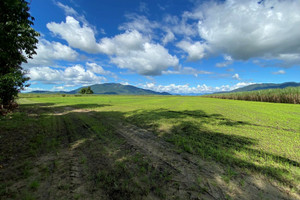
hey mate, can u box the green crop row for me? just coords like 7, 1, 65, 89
205, 87, 300, 104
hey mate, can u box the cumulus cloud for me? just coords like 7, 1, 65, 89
272, 70, 286, 74
47, 17, 178, 76
26, 39, 78, 66
98, 30, 147, 55
86, 62, 114, 76
176, 40, 207, 61
119, 14, 158, 34
163, 14, 198, 37
232, 73, 241, 80
47, 16, 100, 53
29, 67, 62, 84
216, 55, 234, 67
28, 65, 106, 86
98, 30, 179, 75
141, 82, 254, 94
177, 0, 300, 67
162, 66, 212, 77
162, 31, 175, 45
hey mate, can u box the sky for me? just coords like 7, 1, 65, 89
23, 0, 300, 94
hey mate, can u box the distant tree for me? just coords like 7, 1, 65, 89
79, 88, 87, 94
79, 87, 94, 94
86, 86, 94, 94
0, 0, 39, 107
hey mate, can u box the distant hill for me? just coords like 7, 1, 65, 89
29, 90, 68, 94
230, 82, 300, 93
30, 83, 171, 95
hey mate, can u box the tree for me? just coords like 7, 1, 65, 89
79, 87, 94, 94
86, 86, 94, 94
0, 0, 39, 107
79, 88, 87, 94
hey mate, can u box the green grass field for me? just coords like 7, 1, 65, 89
1, 94, 299, 199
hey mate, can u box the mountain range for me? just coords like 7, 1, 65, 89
30, 83, 170, 95
230, 82, 300, 92
29, 82, 300, 95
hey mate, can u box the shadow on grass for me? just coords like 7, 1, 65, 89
125, 109, 252, 131
70, 103, 112, 109
168, 121, 298, 183
0, 106, 171, 199
21, 103, 56, 107
121, 109, 299, 186
3, 103, 299, 190
20, 103, 112, 115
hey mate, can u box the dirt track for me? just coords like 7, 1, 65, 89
102, 115, 298, 200
0, 107, 299, 200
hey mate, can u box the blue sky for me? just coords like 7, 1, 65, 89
23, 0, 300, 94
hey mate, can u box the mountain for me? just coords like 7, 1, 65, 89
231, 82, 300, 92
29, 90, 68, 94
30, 83, 171, 95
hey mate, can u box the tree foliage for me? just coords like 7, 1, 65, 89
0, 0, 39, 106
79, 87, 94, 94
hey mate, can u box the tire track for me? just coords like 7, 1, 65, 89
104, 118, 224, 200
98, 115, 297, 200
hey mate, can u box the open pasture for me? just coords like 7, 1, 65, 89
1, 94, 299, 199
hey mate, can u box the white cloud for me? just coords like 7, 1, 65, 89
28, 65, 106, 86
26, 39, 78, 66
47, 17, 178, 76
162, 66, 212, 77
51, 86, 66, 91
29, 67, 62, 84
110, 43, 178, 76
119, 14, 159, 35
47, 16, 100, 53
232, 73, 241, 80
162, 31, 175, 45
216, 55, 234, 67
55, 2, 90, 26
176, 40, 207, 61
23, 87, 46, 93
141, 82, 254, 94
189, 0, 300, 67
86, 62, 114, 75
272, 70, 286, 74
98, 30, 147, 55
230, 82, 255, 90
163, 14, 198, 37
56, 2, 78, 16
98, 30, 179, 75
121, 82, 130, 85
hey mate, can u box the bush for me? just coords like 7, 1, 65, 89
79, 86, 94, 94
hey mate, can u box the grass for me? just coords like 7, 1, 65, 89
29, 180, 40, 190
205, 86, 300, 104
1, 94, 175, 199
1, 93, 299, 198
